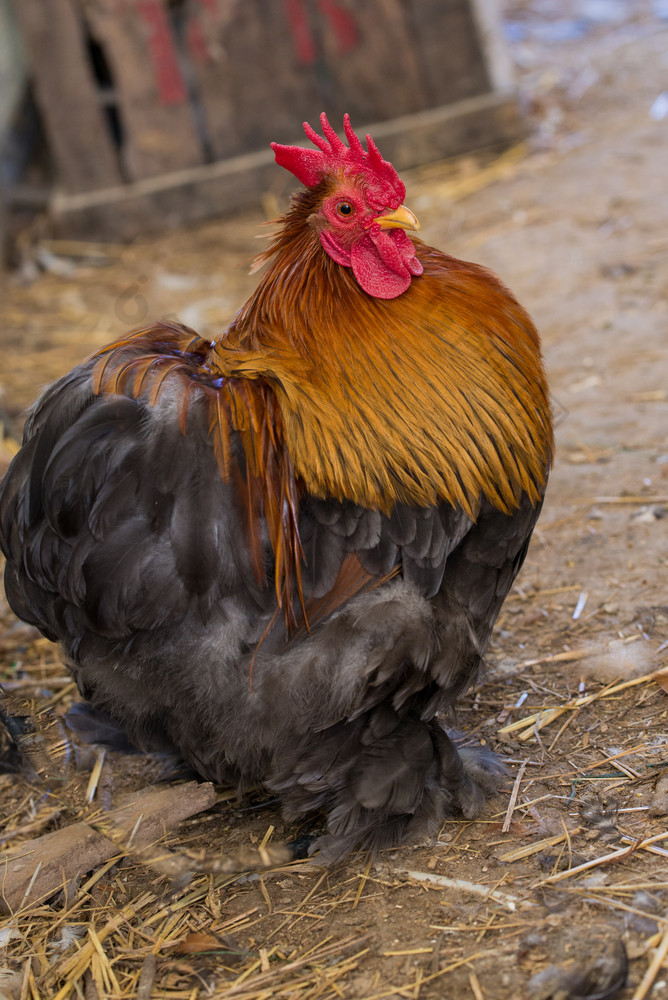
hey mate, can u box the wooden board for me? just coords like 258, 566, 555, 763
468, 0, 514, 93
309, 0, 427, 123
182, 0, 486, 160
10, 0, 122, 193
183, 0, 323, 160
86, 0, 204, 181
405, 0, 490, 104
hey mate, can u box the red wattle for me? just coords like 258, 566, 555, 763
350, 227, 422, 299
350, 234, 411, 298
320, 227, 422, 299
394, 230, 424, 277
319, 231, 352, 267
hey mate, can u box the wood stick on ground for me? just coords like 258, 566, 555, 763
593, 495, 668, 504
499, 668, 668, 740
0, 780, 217, 914
402, 871, 526, 911
538, 831, 668, 887
498, 829, 582, 864
135, 954, 158, 1000
469, 970, 485, 1000
502, 760, 528, 833
631, 925, 668, 1000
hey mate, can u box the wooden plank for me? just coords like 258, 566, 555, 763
311, 0, 427, 123
10, 0, 121, 193
183, 0, 493, 160
185, 0, 427, 159
184, 0, 323, 161
86, 0, 204, 181
366, 91, 522, 168
405, 0, 490, 106
48, 91, 524, 241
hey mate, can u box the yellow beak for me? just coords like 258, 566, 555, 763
373, 205, 421, 233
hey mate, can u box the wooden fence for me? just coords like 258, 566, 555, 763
10, 0, 522, 239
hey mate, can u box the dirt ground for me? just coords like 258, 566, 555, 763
1, 2, 668, 998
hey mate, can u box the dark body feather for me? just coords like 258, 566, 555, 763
0, 184, 552, 858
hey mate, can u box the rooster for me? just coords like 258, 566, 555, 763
0, 115, 552, 857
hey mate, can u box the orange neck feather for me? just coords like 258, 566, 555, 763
216, 192, 553, 519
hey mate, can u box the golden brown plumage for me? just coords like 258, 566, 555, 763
0, 115, 552, 857
229, 189, 551, 517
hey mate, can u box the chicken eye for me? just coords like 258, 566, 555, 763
336, 202, 354, 218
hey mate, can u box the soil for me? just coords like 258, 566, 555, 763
1, 2, 667, 998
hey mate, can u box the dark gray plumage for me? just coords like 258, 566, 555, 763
0, 355, 542, 857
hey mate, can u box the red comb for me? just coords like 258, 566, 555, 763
271, 113, 405, 207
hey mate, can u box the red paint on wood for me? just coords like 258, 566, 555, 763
282, 0, 317, 66
187, 15, 210, 64
186, 0, 221, 65
318, 0, 358, 55
137, 0, 188, 105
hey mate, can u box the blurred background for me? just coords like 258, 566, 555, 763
1, 6, 668, 996
0, 0, 521, 244
0, 1, 666, 255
